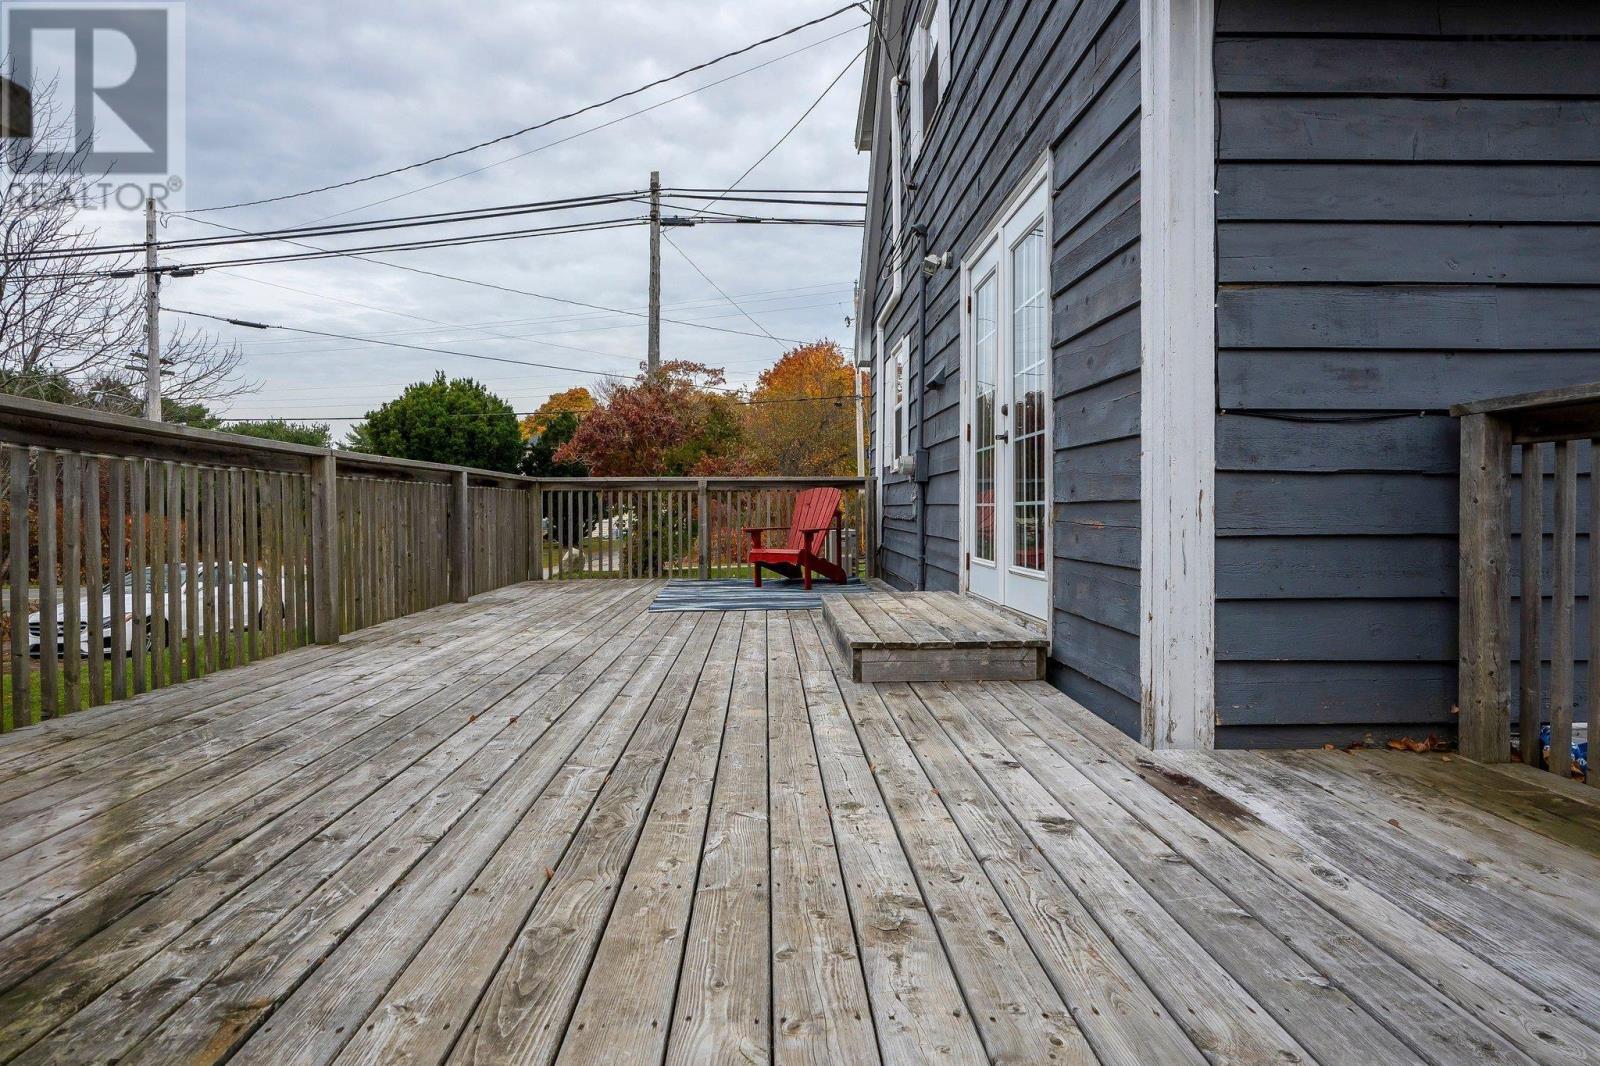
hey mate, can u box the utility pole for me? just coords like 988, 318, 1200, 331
647, 170, 661, 374
143, 197, 162, 421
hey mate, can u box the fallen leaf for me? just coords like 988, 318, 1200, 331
1387, 818, 1402, 829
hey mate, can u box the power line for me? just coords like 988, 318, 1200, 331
229, 298, 853, 359
167, 305, 848, 393
291, 23, 869, 226
25, 217, 648, 281
163, 212, 835, 347
16, 190, 649, 263
228, 280, 854, 348
165, 306, 644, 378
688, 46, 867, 221
221, 391, 864, 422
184, 3, 865, 214
664, 234, 783, 347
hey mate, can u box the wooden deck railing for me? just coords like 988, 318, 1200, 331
537, 477, 869, 581
0, 394, 871, 731
1455, 384, 1599, 780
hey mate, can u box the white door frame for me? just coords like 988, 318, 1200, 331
958, 156, 1053, 623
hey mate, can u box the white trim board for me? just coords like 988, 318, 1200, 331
1138, 0, 1216, 750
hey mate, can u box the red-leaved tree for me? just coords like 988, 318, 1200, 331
555, 361, 750, 476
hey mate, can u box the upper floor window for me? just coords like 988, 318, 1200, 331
908, 0, 950, 158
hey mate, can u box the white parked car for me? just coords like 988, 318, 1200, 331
27, 563, 278, 659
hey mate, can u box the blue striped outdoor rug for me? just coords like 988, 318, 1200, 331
649, 577, 870, 612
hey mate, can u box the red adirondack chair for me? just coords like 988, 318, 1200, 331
744, 486, 848, 590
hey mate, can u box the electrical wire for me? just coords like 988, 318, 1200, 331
165, 306, 645, 378
183, 3, 866, 214
221, 391, 864, 423
687, 45, 868, 221
167, 306, 855, 394
160, 213, 835, 346
14, 190, 649, 262
290, 24, 870, 226
663, 234, 784, 346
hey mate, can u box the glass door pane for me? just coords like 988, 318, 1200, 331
972, 271, 998, 563
1010, 223, 1047, 573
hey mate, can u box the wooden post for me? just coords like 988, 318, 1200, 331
698, 478, 711, 581
309, 453, 340, 644
1550, 441, 1578, 776
530, 482, 543, 581
1519, 443, 1543, 765
1458, 413, 1513, 763
449, 470, 470, 603
864, 477, 878, 579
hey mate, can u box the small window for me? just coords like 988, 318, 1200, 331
893, 337, 910, 462
908, 0, 951, 158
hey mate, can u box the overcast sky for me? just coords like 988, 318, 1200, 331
85, 0, 870, 435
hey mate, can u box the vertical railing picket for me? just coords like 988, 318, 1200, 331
8, 449, 29, 729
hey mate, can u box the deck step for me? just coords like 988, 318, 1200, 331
820, 586, 1047, 683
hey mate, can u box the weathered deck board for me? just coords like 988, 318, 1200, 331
0, 580, 1590, 1064
821, 587, 1047, 683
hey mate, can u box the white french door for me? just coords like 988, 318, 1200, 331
964, 176, 1050, 620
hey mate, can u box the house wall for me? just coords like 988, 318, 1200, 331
865, 0, 1144, 735
1212, 0, 1600, 747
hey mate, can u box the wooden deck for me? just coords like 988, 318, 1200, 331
0, 580, 1594, 1065
822, 586, 1047, 682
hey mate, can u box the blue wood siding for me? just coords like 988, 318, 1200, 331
1213, 0, 1600, 747
862, 0, 1143, 734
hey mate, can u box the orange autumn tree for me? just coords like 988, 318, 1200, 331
555, 361, 749, 476
518, 386, 595, 440
743, 340, 859, 476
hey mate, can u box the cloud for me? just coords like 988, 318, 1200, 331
122, 0, 869, 430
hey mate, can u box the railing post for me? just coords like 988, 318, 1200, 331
864, 476, 878, 579
309, 452, 341, 644
449, 470, 471, 603
530, 481, 544, 581
1458, 412, 1513, 762
698, 478, 711, 580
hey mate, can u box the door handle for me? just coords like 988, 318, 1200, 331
994, 431, 1009, 442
